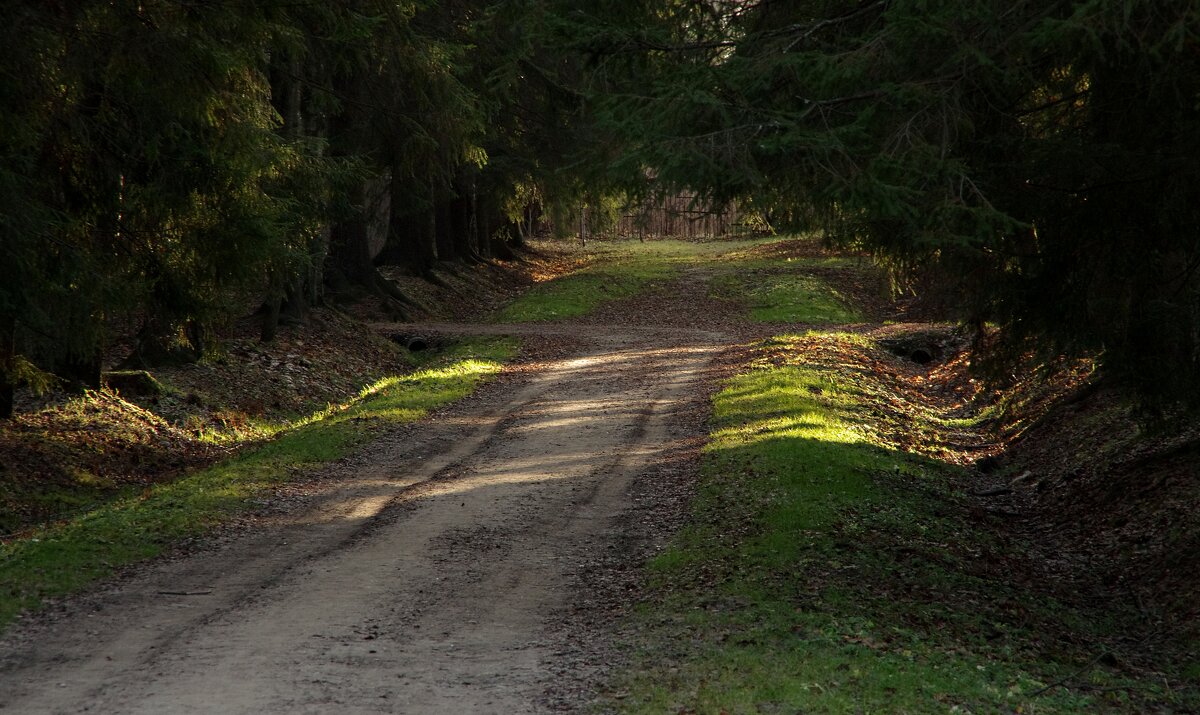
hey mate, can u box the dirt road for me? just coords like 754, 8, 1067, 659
0, 319, 725, 713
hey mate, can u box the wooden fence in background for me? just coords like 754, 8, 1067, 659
614, 193, 747, 239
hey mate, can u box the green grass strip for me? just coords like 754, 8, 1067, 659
612, 333, 1191, 714
496, 236, 852, 323
493, 237, 786, 323
711, 270, 861, 323
0, 337, 517, 630
495, 256, 677, 322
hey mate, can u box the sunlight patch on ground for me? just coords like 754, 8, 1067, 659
609, 331, 1185, 713
0, 338, 518, 629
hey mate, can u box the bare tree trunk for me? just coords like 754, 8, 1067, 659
514, 213, 527, 247
525, 204, 537, 241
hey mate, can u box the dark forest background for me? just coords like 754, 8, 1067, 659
3, 0, 1198, 417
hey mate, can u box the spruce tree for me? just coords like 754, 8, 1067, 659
572, 0, 1200, 410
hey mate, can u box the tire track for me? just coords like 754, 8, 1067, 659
0, 326, 722, 714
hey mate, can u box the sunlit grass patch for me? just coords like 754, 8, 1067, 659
611, 332, 1191, 714
496, 235, 868, 323
713, 271, 862, 323
584, 236, 779, 258
495, 237, 789, 322
0, 337, 517, 630
721, 255, 861, 271
494, 266, 672, 322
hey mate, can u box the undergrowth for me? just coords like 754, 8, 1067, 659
610, 332, 1195, 714
0, 337, 517, 630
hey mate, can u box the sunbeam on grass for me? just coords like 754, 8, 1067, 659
0, 337, 517, 630
712, 272, 862, 324
609, 332, 1190, 714
494, 238, 781, 322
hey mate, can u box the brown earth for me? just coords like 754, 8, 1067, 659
0, 262, 759, 714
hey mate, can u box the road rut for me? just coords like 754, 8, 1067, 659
0, 325, 723, 714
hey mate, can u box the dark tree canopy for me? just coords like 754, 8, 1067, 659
568, 0, 1200, 410
2, 0, 1199, 414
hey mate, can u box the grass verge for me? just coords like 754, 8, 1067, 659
495, 251, 677, 322
0, 337, 517, 630
609, 332, 1195, 714
494, 238, 782, 322
711, 271, 862, 323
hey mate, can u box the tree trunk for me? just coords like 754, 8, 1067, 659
513, 208, 528, 248
184, 320, 207, 357
0, 314, 14, 419
261, 265, 286, 343
262, 50, 316, 342
514, 204, 539, 248
262, 268, 313, 342
476, 188, 493, 260
491, 224, 517, 260
378, 169, 438, 273
446, 186, 482, 264
307, 227, 329, 306
327, 180, 375, 286
325, 181, 415, 318
438, 197, 460, 262
261, 290, 282, 342
281, 279, 309, 324
446, 176, 481, 263
417, 178, 439, 268
60, 349, 102, 392
433, 178, 457, 262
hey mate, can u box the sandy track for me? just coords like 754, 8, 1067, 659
0, 323, 722, 714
